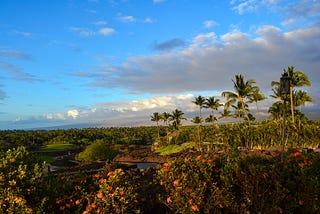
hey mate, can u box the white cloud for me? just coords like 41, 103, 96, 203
106, 94, 194, 113
144, 17, 154, 23
117, 13, 136, 23
189, 32, 217, 48
221, 30, 250, 44
153, 0, 167, 3
69, 27, 96, 36
80, 25, 319, 112
94, 21, 107, 26
67, 109, 79, 119
230, 0, 280, 14
46, 113, 65, 120
281, 0, 320, 26
99, 27, 115, 36
203, 20, 218, 28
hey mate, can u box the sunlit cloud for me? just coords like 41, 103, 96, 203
67, 109, 79, 119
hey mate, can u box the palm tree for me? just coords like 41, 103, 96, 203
161, 111, 170, 128
192, 96, 206, 127
192, 116, 201, 146
221, 74, 257, 124
161, 111, 171, 143
219, 108, 232, 124
170, 109, 186, 130
268, 101, 283, 120
270, 81, 282, 101
294, 90, 313, 114
150, 112, 161, 138
205, 115, 217, 123
286, 66, 311, 123
232, 101, 249, 122
205, 96, 222, 126
247, 88, 266, 121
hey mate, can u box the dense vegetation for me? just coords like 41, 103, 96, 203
0, 146, 319, 213
0, 67, 319, 213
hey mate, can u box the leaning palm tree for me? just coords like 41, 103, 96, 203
170, 109, 186, 130
286, 66, 311, 123
205, 96, 222, 126
150, 112, 161, 138
247, 88, 266, 122
221, 74, 257, 124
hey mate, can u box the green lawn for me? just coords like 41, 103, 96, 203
156, 142, 195, 155
39, 143, 76, 152
38, 155, 54, 163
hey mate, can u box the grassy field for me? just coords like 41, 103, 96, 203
39, 143, 76, 152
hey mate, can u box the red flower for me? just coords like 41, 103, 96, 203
173, 179, 179, 186
191, 205, 199, 211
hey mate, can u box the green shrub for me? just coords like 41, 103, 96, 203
76, 140, 119, 161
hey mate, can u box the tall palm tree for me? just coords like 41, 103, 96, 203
221, 74, 257, 124
248, 88, 266, 122
150, 112, 161, 138
286, 66, 311, 123
192, 116, 201, 146
192, 96, 206, 127
205, 96, 222, 126
170, 109, 186, 130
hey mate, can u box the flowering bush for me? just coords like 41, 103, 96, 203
156, 150, 320, 213
156, 155, 226, 213
1, 146, 319, 213
83, 168, 142, 214
0, 146, 45, 213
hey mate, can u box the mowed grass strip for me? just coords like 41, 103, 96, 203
156, 142, 195, 155
40, 143, 76, 152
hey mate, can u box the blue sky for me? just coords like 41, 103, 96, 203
0, 0, 319, 129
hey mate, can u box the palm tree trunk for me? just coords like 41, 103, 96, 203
241, 101, 251, 125
155, 121, 160, 139
212, 110, 215, 126
290, 86, 295, 123
255, 101, 260, 122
